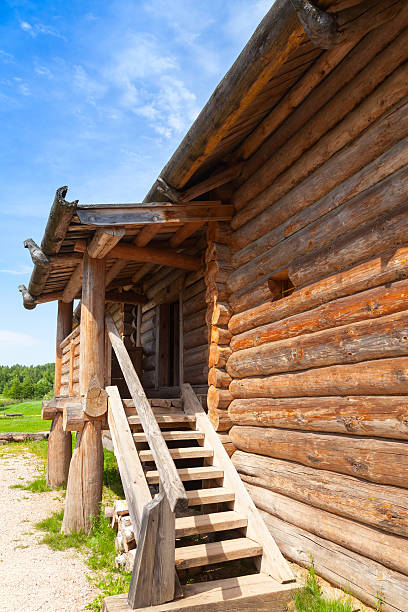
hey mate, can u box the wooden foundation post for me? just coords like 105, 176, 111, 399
47, 300, 73, 488
62, 255, 105, 533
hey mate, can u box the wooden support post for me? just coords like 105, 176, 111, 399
47, 300, 73, 489
62, 255, 105, 534
179, 292, 184, 386
128, 489, 175, 608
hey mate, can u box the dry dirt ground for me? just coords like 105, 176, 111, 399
0, 446, 99, 612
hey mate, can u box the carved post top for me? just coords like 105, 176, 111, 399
290, 0, 339, 48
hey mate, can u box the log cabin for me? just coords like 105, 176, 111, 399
19, 1, 408, 610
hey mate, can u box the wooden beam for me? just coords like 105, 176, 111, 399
24, 238, 51, 297
135, 223, 163, 247
76, 201, 231, 226
62, 260, 84, 303
169, 221, 205, 248
87, 228, 125, 258
131, 262, 156, 284
156, 177, 181, 202
290, 0, 338, 48
109, 244, 201, 271
179, 163, 244, 202
41, 186, 78, 254
105, 289, 147, 305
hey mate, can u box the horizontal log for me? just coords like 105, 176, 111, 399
87, 228, 125, 258
205, 242, 230, 264
234, 136, 408, 270
205, 261, 233, 285
208, 407, 232, 432
76, 201, 232, 225
62, 403, 106, 431
206, 220, 231, 244
227, 309, 408, 377
207, 385, 233, 411
140, 317, 155, 335
109, 244, 201, 271
228, 396, 408, 439
290, 200, 408, 287
231, 277, 408, 352
183, 363, 208, 386
183, 291, 206, 317
184, 344, 209, 367
41, 186, 78, 255
183, 278, 205, 302
184, 325, 208, 351
207, 302, 232, 326
232, 450, 408, 537
229, 164, 408, 294
232, 47, 408, 237
260, 509, 408, 612
208, 343, 232, 368
208, 367, 232, 389
230, 278, 280, 313
205, 282, 230, 304
230, 426, 408, 487
231, 91, 408, 252
239, 0, 405, 161
184, 308, 206, 333
228, 244, 408, 336
209, 325, 231, 346
246, 482, 408, 576
230, 356, 408, 399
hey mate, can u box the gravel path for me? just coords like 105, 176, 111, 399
0, 447, 99, 612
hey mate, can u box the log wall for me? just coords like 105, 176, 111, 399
221, 9, 408, 610
60, 326, 80, 397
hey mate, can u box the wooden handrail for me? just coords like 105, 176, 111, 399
105, 312, 188, 513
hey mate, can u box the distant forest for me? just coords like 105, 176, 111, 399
0, 364, 54, 400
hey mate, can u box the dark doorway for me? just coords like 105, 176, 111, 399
156, 301, 180, 388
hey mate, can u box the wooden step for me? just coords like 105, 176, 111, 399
139, 447, 213, 462
175, 537, 263, 570
175, 511, 247, 537
133, 430, 205, 443
146, 466, 223, 484
186, 487, 235, 506
128, 414, 196, 428
103, 572, 296, 611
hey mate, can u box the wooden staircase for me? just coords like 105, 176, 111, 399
103, 313, 297, 611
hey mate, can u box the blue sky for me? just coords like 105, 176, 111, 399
0, 0, 271, 366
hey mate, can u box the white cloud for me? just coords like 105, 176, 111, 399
0, 50, 15, 64
20, 21, 32, 33
19, 19, 66, 41
0, 265, 32, 275
0, 330, 38, 347
225, 0, 272, 46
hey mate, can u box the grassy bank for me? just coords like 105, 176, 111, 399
0, 400, 49, 432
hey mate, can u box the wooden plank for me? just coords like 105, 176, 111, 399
128, 490, 175, 608
127, 414, 196, 427
87, 228, 125, 258
103, 573, 295, 612
133, 430, 204, 442
146, 466, 224, 485
77, 201, 231, 225
62, 260, 83, 303
169, 221, 205, 248
106, 313, 188, 513
175, 511, 247, 538
109, 244, 201, 271
175, 537, 262, 569
182, 383, 294, 584
106, 386, 151, 533
139, 447, 213, 462
186, 487, 235, 506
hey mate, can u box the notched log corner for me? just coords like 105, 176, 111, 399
18, 284, 36, 310
290, 0, 339, 48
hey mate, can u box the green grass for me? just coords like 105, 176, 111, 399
294, 565, 366, 612
0, 400, 49, 433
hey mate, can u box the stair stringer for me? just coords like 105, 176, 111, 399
181, 383, 295, 584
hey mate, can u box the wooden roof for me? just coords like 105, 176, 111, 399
20, 0, 393, 308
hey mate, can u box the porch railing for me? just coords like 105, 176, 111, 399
105, 312, 187, 608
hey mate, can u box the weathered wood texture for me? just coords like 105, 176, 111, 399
228, 245, 408, 336
232, 451, 408, 537
246, 482, 408, 576
230, 278, 408, 351
229, 357, 408, 398
227, 310, 408, 377
230, 426, 408, 487
228, 396, 408, 439
260, 509, 408, 612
